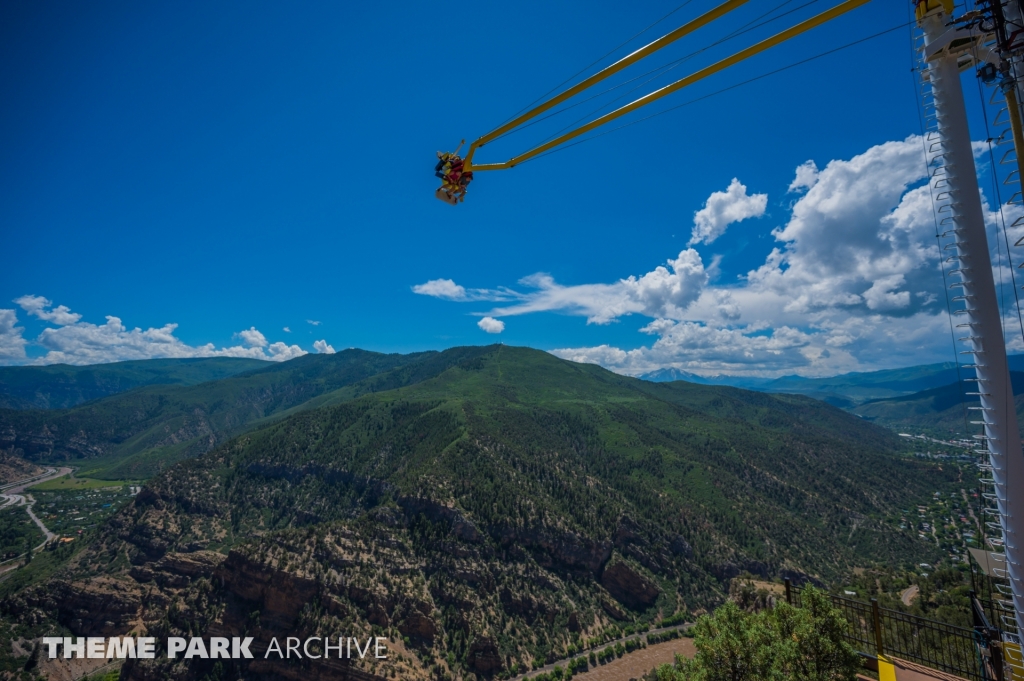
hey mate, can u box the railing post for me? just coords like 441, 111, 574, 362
785, 579, 792, 605
871, 598, 884, 657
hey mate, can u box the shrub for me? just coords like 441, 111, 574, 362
655, 586, 859, 681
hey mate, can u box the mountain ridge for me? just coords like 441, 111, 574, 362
0, 357, 271, 409
0, 345, 953, 681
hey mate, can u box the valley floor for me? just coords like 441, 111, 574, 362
515, 632, 695, 681
569, 638, 695, 681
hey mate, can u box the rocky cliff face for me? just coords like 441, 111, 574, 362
2, 486, 687, 680
0, 449, 43, 484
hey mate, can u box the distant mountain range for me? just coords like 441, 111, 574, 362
0, 357, 270, 409
5, 352, 1021, 413
3, 354, 1020, 465
0, 349, 447, 479
642, 355, 1024, 408
851, 372, 1024, 436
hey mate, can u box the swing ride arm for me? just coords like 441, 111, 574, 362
462, 0, 871, 173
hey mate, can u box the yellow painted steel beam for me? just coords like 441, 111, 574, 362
463, 0, 751, 169
877, 656, 897, 681
1003, 86, 1024, 194
466, 0, 870, 172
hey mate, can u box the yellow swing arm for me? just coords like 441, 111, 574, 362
462, 0, 871, 173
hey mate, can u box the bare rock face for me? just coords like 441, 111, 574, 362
600, 561, 660, 610
397, 496, 482, 543
467, 636, 502, 675
50, 578, 142, 636
601, 599, 627, 621
668, 534, 693, 559
778, 568, 824, 588
215, 551, 319, 632
159, 550, 224, 576
397, 609, 437, 642
501, 526, 612, 575
711, 559, 770, 582
130, 550, 225, 588
613, 515, 644, 547
0, 449, 44, 485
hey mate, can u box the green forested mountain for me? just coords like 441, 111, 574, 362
852, 371, 1024, 435
0, 357, 270, 409
1, 346, 953, 681
0, 349, 441, 478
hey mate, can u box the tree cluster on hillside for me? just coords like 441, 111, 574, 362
656, 587, 860, 681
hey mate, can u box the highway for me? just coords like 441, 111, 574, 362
0, 467, 72, 571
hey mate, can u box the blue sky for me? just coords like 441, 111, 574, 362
2, 0, 1018, 375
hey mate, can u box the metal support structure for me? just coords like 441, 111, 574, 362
872, 598, 885, 657
919, 1, 1024, 639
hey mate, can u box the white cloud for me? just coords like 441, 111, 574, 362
788, 160, 819, 193
413, 134, 1017, 377
283, 326, 291, 333
263, 342, 307, 361
15, 295, 83, 325
4, 297, 308, 366
412, 279, 518, 303
492, 250, 709, 324
306, 319, 322, 326
477, 317, 505, 334
738, 136, 942, 321
238, 327, 267, 348
313, 339, 336, 354
413, 279, 467, 301
688, 178, 767, 246
0, 310, 27, 362
553, 312, 953, 378
414, 251, 708, 325
407, 131, 1024, 380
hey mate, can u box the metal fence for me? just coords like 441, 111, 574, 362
786, 581, 987, 681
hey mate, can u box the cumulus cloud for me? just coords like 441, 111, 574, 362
739, 136, 939, 320
0, 310, 27, 362
510, 251, 709, 324
414, 252, 708, 325
238, 327, 267, 348
15, 295, 83, 325
306, 319, 322, 326
313, 339, 336, 354
410, 135, 1022, 377
688, 178, 767, 246
787, 160, 819, 193
553, 312, 952, 377
283, 326, 291, 333
4, 298, 308, 366
477, 317, 505, 334
413, 279, 467, 301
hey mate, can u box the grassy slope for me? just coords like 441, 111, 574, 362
0, 357, 271, 409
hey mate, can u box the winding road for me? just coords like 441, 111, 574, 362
0, 467, 72, 571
